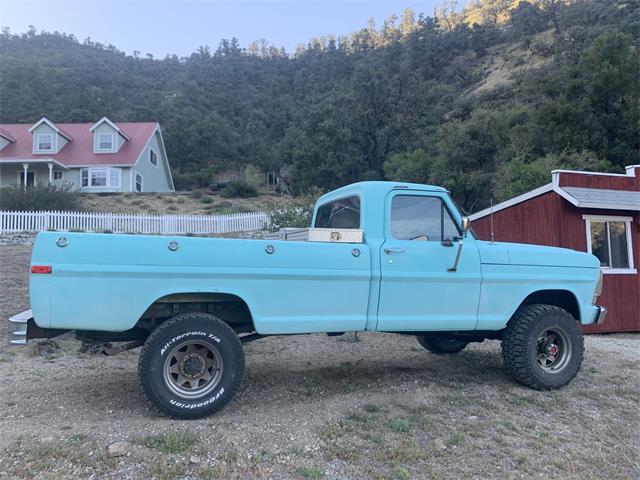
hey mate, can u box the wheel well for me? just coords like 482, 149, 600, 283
520, 290, 580, 321
136, 292, 255, 334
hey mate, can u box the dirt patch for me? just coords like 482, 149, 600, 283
0, 246, 638, 479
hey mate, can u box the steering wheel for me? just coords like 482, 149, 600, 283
409, 234, 429, 241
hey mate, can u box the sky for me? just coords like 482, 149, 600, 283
0, 0, 440, 57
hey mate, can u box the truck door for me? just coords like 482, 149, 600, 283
377, 191, 482, 332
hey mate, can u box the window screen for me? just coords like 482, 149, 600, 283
314, 196, 360, 229
391, 195, 460, 241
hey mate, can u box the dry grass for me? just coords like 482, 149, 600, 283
0, 245, 638, 479
79, 191, 292, 215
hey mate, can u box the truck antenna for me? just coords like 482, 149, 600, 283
490, 197, 495, 244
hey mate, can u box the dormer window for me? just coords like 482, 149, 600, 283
36, 133, 53, 152
29, 118, 72, 154
91, 117, 128, 153
97, 133, 115, 151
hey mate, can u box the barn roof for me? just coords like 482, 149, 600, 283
470, 165, 640, 220
561, 187, 640, 211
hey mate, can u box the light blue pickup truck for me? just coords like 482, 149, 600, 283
8, 181, 606, 418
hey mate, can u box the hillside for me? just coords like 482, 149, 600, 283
78, 191, 291, 216
0, 0, 638, 212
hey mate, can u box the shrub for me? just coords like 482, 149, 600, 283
265, 187, 322, 232
220, 180, 258, 198
0, 183, 80, 211
243, 164, 264, 190
200, 195, 214, 204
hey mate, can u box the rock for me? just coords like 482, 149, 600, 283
189, 455, 201, 465
107, 441, 129, 458
433, 439, 447, 451
34, 340, 61, 358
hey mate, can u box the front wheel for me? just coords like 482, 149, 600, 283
138, 313, 245, 419
416, 336, 469, 354
501, 304, 583, 390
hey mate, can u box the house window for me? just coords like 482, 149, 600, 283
96, 133, 115, 151
150, 149, 158, 167
80, 167, 121, 188
135, 173, 143, 192
584, 215, 635, 273
53, 171, 63, 180
36, 133, 53, 152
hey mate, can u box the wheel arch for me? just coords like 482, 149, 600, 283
516, 289, 581, 323
136, 290, 258, 333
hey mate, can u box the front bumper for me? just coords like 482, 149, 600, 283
594, 306, 608, 325
7, 309, 33, 346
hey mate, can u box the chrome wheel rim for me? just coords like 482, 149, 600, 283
163, 340, 223, 399
536, 328, 571, 373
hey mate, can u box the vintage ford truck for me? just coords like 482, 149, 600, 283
8, 181, 606, 418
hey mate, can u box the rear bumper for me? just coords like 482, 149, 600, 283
7, 309, 68, 346
7, 309, 32, 346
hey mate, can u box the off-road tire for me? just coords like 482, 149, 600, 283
416, 336, 469, 354
501, 304, 583, 390
138, 313, 245, 419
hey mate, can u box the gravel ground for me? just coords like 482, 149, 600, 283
0, 245, 638, 479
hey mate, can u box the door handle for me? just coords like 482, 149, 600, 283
384, 248, 405, 254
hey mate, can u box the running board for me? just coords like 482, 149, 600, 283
7, 309, 33, 346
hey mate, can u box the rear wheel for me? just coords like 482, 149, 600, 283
501, 304, 583, 390
138, 313, 245, 419
416, 336, 468, 354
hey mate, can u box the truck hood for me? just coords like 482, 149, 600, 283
476, 241, 600, 269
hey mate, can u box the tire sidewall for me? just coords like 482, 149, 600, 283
526, 314, 582, 388
141, 316, 244, 418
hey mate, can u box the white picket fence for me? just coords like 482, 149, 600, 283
0, 210, 269, 235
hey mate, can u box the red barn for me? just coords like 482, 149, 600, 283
470, 165, 640, 333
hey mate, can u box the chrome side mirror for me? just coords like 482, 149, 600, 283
449, 217, 470, 273
461, 217, 471, 235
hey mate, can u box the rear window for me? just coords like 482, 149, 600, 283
314, 196, 360, 229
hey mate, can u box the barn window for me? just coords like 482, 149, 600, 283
583, 215, 635, 274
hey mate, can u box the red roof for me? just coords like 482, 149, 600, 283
0, 122, 159, 167
0, 127, 16, 142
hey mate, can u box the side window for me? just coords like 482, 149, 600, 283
391, 195, 460, 241
585, 216, 633, 270
315, 196, 360, 229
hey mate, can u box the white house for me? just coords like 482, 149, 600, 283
0, 117, 174, 192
